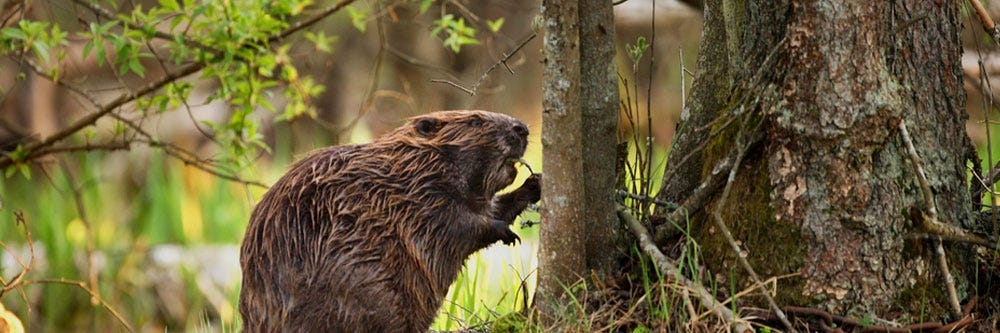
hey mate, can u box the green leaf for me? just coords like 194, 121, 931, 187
419, 0, 434, 14
304, 31, 335, 53
129, 58, 145, 77
346, 6, 369, 33
32, 40, 50, 61
487, 18, 504, 32
160, 0, 180, 11
1, 27, 27, 41
627, 36, 648, 62
82, 39, 95, 59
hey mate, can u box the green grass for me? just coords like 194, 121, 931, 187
0, 149, 257, 331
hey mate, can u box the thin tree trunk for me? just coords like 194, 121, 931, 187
580, 0, 625, 277
536, 0, 586, 316
536, 0, 624, 319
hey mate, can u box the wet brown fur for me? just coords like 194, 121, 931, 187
239, 110, 540, 332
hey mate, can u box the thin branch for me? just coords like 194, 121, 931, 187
32, 142, 130, 156
59, 161, 102, 315
619, 205, 752, 333
23, 278, 134, 332
617, 190, 678, 210
112, 115, 268, 188
897, 122, 964, 318
340, 0, 389, 139
653, 139, 754, 243
431, 33, 536, 96
0, 61, 202, 168
0, 210, 35, 297
968, 0, 1000, 45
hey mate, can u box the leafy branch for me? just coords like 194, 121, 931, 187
0, 0, 360, 177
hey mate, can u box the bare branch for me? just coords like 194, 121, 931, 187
968, 0, 1000, 45
0, 211, 35, 297
24, 278, 134, 332
432, 33, 536, 96
111, 115, 268, 188
898, 121, 964, 318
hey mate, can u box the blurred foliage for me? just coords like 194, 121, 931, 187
0, 0, 503, 331
0, 0, 525, 331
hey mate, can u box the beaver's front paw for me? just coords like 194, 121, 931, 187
490, 219, 521, 245
519, 173, 541, 203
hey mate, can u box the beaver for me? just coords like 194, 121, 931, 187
238, 110, 540, 332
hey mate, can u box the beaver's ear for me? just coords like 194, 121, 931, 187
414, 117, 441, 137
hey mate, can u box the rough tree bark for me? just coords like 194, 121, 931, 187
537, 0, 586, 315
657, 1, 976, 321
579, 0, 626, 279
536, 0, 623, 318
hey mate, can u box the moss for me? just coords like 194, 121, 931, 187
693, 155, 811, 307
893, 275, 948, 323
691, 99, 811, 307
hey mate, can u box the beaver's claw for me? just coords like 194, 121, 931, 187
491, 219, 521, 245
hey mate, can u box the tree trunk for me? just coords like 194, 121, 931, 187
537, 0, 586, 315
656, 0, 730, 218
579, 0, 626, 279
658, 0, 975, 320
536, 0, 623, 318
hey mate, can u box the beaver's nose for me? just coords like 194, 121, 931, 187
513, 122, 528, 137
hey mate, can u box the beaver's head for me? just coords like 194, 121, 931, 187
391, 110, 529, 197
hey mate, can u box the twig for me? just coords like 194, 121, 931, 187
0, 210, 35, 297
431, 33, 536, 96
22, 278, 134, 332
112, 115, 268, 188
709, 115, 796, 333
616, 190, 678, 210
618, 205, 752, 333
744, 305, 974, 332
968, 0, 1000, 45
429, 78, 475, 95
653, 139, 752, 243
898, 121, 963, 318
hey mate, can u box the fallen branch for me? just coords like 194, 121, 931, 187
619, 204, 753, 333
898, 121, 963, 318
651, 147, 734, 242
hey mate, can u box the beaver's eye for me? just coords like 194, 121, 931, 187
469, 118, 483, 127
